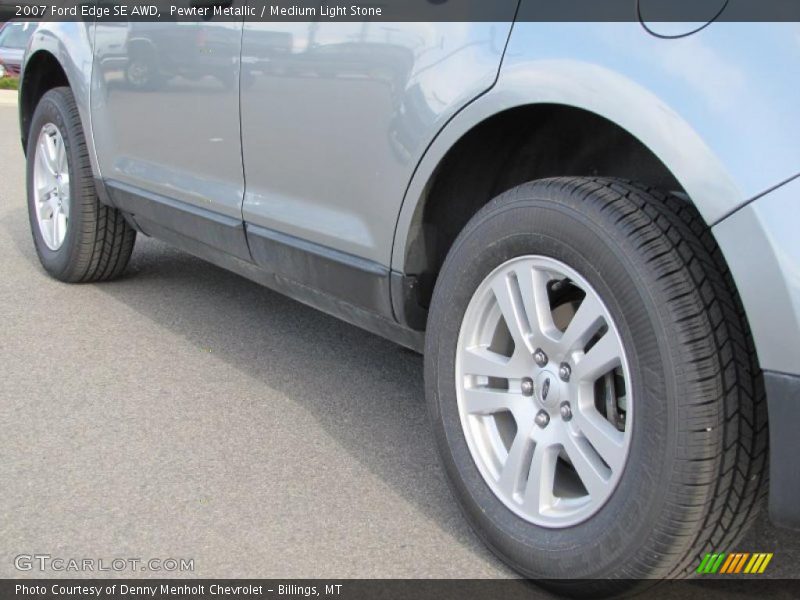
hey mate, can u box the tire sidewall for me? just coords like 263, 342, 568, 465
425, 190, 680, 578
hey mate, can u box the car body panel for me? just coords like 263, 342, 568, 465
90, 18, 245, 223
713, 175, 800, 376
21, 18, 800, 372
716, 174, 800, 529
392, 21, 800, 272
21, 22, 97, 169
239, 19, 517, 264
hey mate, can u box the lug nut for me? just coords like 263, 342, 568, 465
560, 402, 573, 422
533, 348, 548, 367
521, 377, 534, 397
535, 410, 550, 428
559, 363, 571, 382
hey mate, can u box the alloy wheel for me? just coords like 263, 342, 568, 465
455, 255, 632, 527
33, 123, 70, 251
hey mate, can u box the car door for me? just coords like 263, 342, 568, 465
239, 17, 517, 315
91, 6, 248, 259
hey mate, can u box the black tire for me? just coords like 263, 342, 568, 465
425, 178, 767, 595
26, 87, 136, 283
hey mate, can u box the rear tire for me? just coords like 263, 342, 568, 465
26, 87, 136, 283
425, 178, 767, 595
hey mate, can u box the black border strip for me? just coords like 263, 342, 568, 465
107, 180, 252, 262
3, 579, 800, 599
3, 0, 800, 23
246, 222, 393, 317
104, 180, 423, 349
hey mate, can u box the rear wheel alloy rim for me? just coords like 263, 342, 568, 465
33, 123, 70, 251
455, 255, 633, 528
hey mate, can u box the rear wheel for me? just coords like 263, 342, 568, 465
125, 55, 161, 90
455, 253, 633, 529
425, 178, 767, 595
26, 87, 136, 282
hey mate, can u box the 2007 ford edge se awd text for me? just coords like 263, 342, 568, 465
17, 8, 800, 594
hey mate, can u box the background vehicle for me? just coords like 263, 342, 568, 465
92, 23, 241, 91
17, 9, 800, 595
0, 21, 34, 78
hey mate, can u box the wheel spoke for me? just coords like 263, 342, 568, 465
51, 206, 60, 247
558, 293, 605, 356
573, 332, 623, 382
497, 431, 533, 497
43, 134, 58, 176
38, 197, 54, 220
461, 346, 522, 380
491, 274, 531, 351
57, 210, 67, 244
56, 140, 68, 175
515, 266, 557, 342
521, 440, 558, 514
461, 387, 518, 416
561, 433, 609, 499
38, 142, 56, 178
574, 408, 625, 472
60, 194, 70, 218
37, 177, 54, 197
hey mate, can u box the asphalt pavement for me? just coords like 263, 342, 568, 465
0, 91, 796, 586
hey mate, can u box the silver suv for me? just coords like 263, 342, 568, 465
18, 11, 800, 593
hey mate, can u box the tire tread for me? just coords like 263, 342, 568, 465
529, 178, 767, 579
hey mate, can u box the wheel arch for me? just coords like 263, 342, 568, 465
19, 49, 70, 153
391, 64, 746, 330
19, 23, 99, 179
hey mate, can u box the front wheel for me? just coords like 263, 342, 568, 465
425, 178, 767, 594
26, 87, 136, 282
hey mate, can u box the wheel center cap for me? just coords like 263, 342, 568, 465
535, 370, 560, 407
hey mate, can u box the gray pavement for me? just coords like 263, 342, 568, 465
0, 93, 796, 584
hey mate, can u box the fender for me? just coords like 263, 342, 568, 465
391, 21, 800, 272
20, 22, 100, 178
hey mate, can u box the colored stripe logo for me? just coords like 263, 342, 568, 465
697, 552, 773, 574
